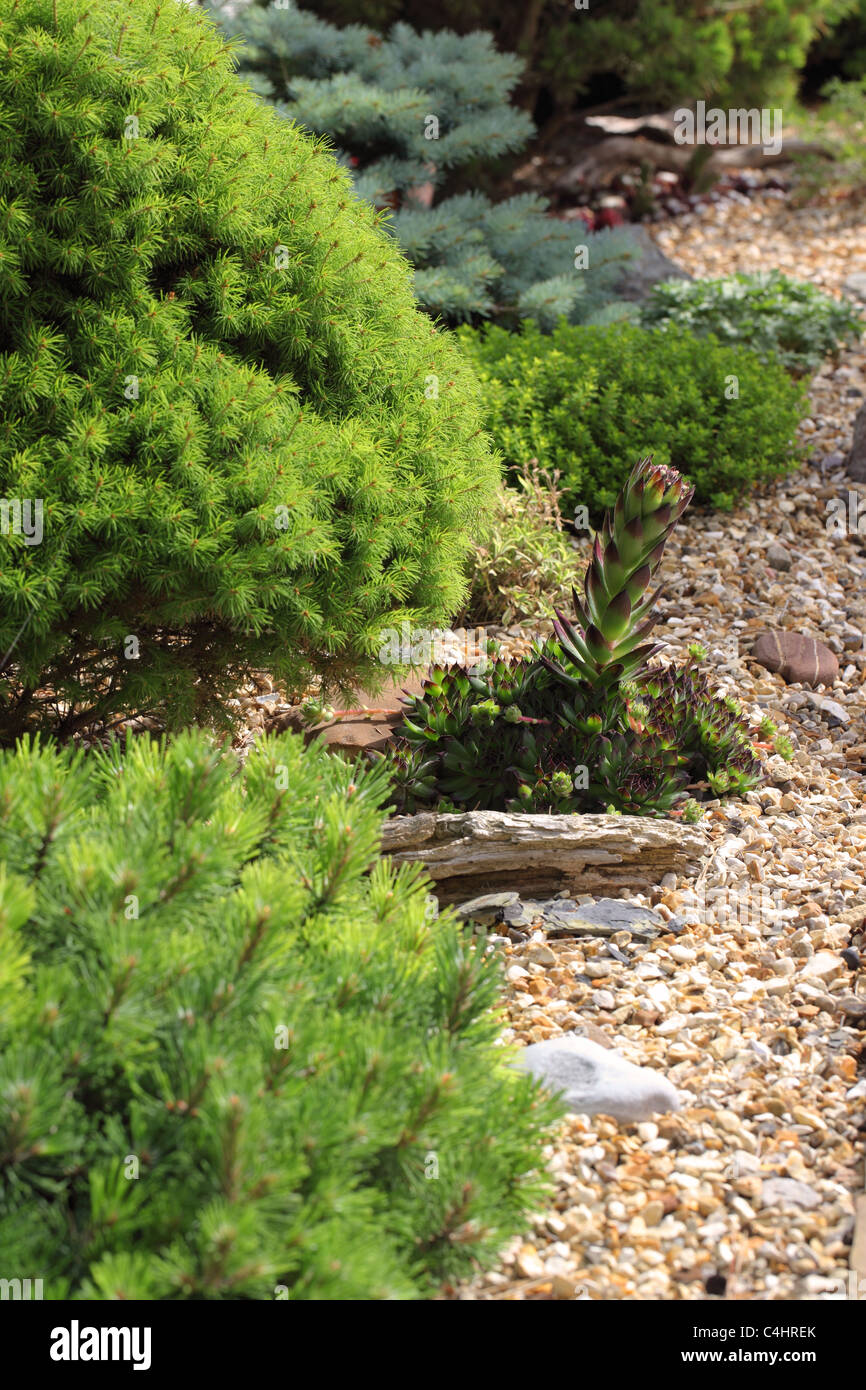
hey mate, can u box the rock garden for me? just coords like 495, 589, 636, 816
0, 0, 864, 1308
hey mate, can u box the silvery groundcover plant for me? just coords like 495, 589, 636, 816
0, 0, 864, 1347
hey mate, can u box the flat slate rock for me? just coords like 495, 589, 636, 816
453, 892, 665, 941
453, 892, 519, 925
381, 809, 708, 902
555, 897, 663, 935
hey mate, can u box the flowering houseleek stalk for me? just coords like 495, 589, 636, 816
544, 457, 694, 697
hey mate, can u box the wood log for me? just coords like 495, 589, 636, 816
556, 136, 832, 191
381, 810, 708, 904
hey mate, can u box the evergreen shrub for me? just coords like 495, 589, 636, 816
457, 319, 808, 514
206, 0, 639, 328
0, 0, 498, 747
0, 727, 558, 1299
296, 0, 853, 114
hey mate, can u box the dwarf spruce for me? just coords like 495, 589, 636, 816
0, 0, 498, 745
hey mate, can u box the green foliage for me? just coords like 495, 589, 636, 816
206, 1, 640, 328
207, 5, 534, 201
0, 728, 558, 1299
457, 319, 808, 515
295, 0, 854, 113
390, 459, 764, 816
804, 0, 866, 82
640, 272, 864, 375
457, 462, 579, 627
790, 77, 866, 203
389, 198, 637, 330
0, 0, 498, 747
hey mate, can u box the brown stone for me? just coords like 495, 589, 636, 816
332, 673, 428, 713
316, 713, 402, 755
631, 1007, 662, 1027
751, 630, 839, 687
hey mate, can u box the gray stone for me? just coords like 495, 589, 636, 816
843, 271, 866, 304
559, 897, 663, 933
592, 989, 617, 1011
514, 1034, 681, 1122
760, 1177, 821, 1211
502, 902, 535, 928
836, 995, 866, 1019
453, 892, 518, 925
609, 225, 692, 303
766, 542, 792, 572
805, 693, 850, 727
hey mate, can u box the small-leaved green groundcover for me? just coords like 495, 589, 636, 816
458, 318, 808, 515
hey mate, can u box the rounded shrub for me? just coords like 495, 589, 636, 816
0, 728, 557, 1299
0, 0, 498, 746
457, 319, 808, 514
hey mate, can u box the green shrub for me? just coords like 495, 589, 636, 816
790, 77, 866, 203
457, 319, 807, 514
0, 728, 557, 1299
296, 0, 853, 115
639, 272, 864, 375
206, 1, 640, 329
0, 0, 498, 748
458, 462, 579, 627
805, 0, 866, 83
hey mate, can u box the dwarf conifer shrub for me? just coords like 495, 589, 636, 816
458, 319, 807, 514
0, 728, 557, 1299
0, 0, 498, 747
206, 0, 639, 329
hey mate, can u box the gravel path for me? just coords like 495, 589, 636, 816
451, 190, 866, 1302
